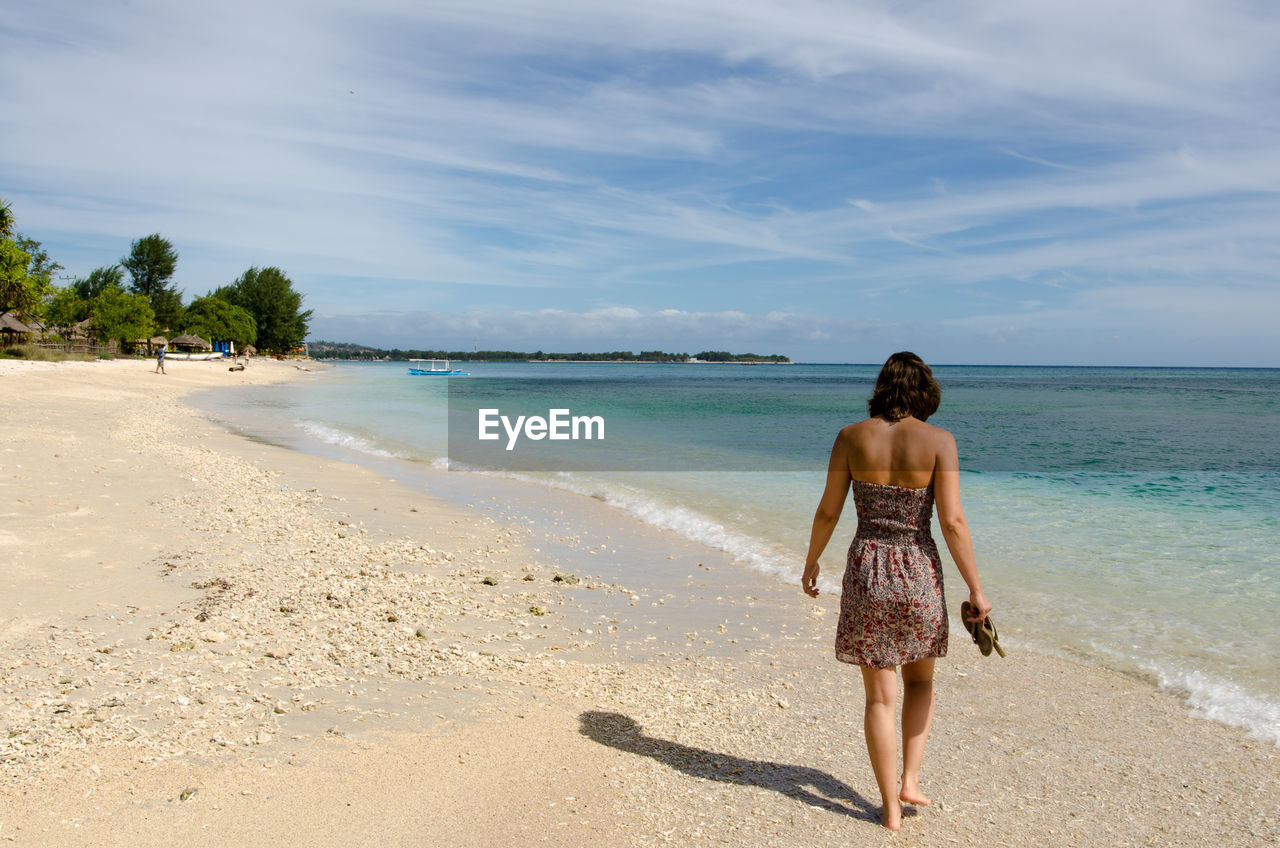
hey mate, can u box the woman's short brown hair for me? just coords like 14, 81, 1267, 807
867, 351, 941, 421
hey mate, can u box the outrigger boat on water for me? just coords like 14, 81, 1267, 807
407, 358, 469, 376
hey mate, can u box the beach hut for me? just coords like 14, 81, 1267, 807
168, 333, 212, 352
125, 335, 168, 356
0, 310, 33, 346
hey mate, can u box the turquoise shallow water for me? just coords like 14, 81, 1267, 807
195, 362, 1280, 743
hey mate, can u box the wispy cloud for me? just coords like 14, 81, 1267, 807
3, 0, 1278, 363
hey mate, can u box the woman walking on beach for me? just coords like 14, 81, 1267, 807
802, 351, 992, 830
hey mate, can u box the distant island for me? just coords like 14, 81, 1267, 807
307, 341, 790, 363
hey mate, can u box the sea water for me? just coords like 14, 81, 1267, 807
194, 362, 1280, 744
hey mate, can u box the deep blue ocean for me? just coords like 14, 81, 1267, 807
196, 362, 1280, 744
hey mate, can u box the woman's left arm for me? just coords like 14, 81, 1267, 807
802, 432, 852, 597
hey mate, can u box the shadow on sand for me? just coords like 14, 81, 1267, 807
578, 710, 881, 823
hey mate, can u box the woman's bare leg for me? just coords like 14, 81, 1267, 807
859, 665, 903, 830
899, 657, 936, 806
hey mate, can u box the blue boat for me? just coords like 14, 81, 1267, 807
407, 358, 469, 376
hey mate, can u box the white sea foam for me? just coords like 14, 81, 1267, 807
478, 470, 844, 594
989, 630, 1280, 747
298, 420, 400, 459
1153, 666, 1280, 747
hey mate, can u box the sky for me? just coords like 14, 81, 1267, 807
3, 0, 1279, 365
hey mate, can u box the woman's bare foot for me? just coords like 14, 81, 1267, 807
881, 798, 903, 830
899, 780, 931, 807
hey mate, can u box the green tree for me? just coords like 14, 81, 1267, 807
215, 266, 311, 352
0, 239, 35, 314
14, 235, 62, 305
73, 265, 125, 301
121, 234, 182, 330
0, 198, 43, 315
89, 286, 154, 346
43, 266, 125, 330
44, 285, 91, 329
182, 295, 256, 348
14, 235, 62, 320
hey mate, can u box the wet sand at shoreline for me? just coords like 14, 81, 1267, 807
0, 358, 1275, 846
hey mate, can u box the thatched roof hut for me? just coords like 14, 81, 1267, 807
0, 311, 33, 345
1, 311, 32, 332
127, 335, 170, 355
169, 333, 211, 351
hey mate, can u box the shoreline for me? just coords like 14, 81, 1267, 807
1, 358, 1276, 846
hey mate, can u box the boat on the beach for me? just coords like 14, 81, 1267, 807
164, 351, 226, 361
407, 358, 468, 376
163, 333, 229, 361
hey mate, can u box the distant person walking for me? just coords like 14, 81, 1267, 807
155, 345, 166, 374
802, 351, 992, 830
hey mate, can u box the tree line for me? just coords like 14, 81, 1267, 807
309, 341, 790, 363
1, 196, 311, 353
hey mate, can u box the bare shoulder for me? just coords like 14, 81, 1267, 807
920, 420, 956, 443
837, 418, 871, 438
919, 421, 959, 472
915, 420, 956, 452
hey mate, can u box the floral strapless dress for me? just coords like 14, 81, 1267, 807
835, 480, 948, 668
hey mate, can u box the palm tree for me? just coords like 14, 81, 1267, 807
0, 197, 14, 239
0, 197, 32, 313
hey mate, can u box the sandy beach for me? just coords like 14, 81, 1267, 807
0, 358, 1275, 847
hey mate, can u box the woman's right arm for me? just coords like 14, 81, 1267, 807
933, 431, 992, 622
801, 431, 852, 598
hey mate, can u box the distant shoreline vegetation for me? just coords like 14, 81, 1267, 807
308, 341, 790, 363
